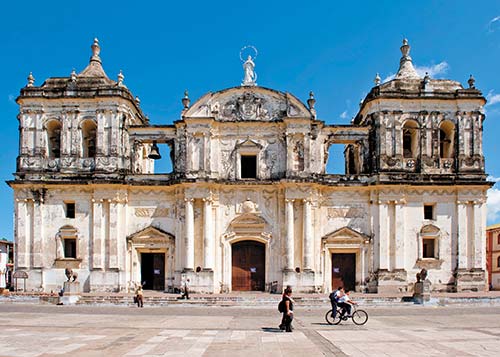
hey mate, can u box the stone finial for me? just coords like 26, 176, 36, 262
307, 91, 316, 110
91, 38, 101, 63
70, 69, 77, 82
135, 96, 140, 105
374, 73, 381, 86
395, 38, 419, 79
468, 74, 475, 89
359, 98, 364, 107
27, 72, 35, 87
182, 90, 190, 109
117, 70, 124, 86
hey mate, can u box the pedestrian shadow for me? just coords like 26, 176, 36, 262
261, 327, 283, 333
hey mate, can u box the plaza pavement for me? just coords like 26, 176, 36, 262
0, 303, 500, 356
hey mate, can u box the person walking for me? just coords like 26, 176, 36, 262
182, 278, 190, 300
135, 283, 144, 308
280, 286, 294, 332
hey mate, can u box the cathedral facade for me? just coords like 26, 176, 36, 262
9, 39, 491, 293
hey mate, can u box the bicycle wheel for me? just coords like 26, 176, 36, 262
325, 309, 342, 325
352, 309, 368, 325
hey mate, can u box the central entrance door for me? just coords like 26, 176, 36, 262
331, 253, 356, 291
232, 241, 265, 291
141, 253, 165, 290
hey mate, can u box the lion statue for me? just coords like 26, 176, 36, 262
65, 267, 78, 282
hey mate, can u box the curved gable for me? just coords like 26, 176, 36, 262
183, 86, 312, 121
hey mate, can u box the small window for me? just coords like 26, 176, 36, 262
64, 238, 77, 259
65, 203, 75, 219
423, 238, 436, 258
424, 205, 434, 220
497, 256, 500, 268
497, 233, 500, 245
241, 155, 257, 179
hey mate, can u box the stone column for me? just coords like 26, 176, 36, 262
285, 199, 295, 270
378, 201, 390, 270
92, 199, 104, 269
473, 199, 485, 269
32, 201, 44, 268
203, 197, 213, 270
457, 200, 468, 269
15, 199, 29, 269
108, 200, 119, 269
303, 199, 313, 271
185, 198, 195, 271
394, 199, 405, 269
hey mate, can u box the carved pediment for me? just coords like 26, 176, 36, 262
228, 213, 267, 235
420, 224, 440, 236
127, 226, 174, 244
183, 87, 312, 122
322, 226, 369, 245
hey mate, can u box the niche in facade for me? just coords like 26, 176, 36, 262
46, 120, 62, 158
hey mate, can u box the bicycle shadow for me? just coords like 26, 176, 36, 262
310, 322, 331, 326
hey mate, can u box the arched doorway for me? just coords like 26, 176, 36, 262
232, 241, 265, 291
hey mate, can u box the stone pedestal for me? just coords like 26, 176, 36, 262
63, 281, 80, 295
413, 281, 431, 304
59, 281, 81, 305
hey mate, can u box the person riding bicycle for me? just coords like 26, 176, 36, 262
329, 286, 344, 318
337, 290, 357, 317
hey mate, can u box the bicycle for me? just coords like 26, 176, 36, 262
325, 305, 368, 325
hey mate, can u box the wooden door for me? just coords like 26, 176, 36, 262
331, 253, 356, 291
141, 253, 165, 290
232, 241, 265, 291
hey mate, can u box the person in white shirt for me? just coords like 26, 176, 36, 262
337, 290, 357, 317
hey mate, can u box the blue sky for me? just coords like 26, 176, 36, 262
1, 1, 500, 240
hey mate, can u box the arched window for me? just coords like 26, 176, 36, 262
81, 120, 97, 157
46, 120, 62, 158
402, 120, 418, 159
419, 225, 440, 260
439, 121, 455, 158
55, 225, 78, 260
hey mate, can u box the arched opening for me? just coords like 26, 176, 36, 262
402, 120, 418, 158
439, 121, 455, 159
326, 143, 346, 174
231, 240, 265, 291
81, 119, 97, 157
46, 120, 62, 158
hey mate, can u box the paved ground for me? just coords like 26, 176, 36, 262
0, 303, 499, 356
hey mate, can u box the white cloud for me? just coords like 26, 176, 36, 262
382, 62, 449, 83
340, 110, 348, 119
486, 90, 500, 107
7, 94, 16, 104
414, 62, 449, 78
488, 16, 500, 32
487, 175, 500, 183
382, 73, 395, 83
487, 185, 500, 224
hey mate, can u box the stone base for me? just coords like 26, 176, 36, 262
282, 270, 318, 293
183, 270, 215, 294
376, 269, 408, 293
413, 281, 431, 304
456, 269, 487, 292
58, 295, 80, 305
63, 281, 80, 295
